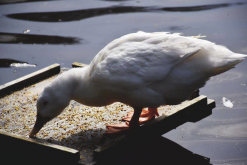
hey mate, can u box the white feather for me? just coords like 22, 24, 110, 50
39, 31, 246, 118
222, 97, 234, 108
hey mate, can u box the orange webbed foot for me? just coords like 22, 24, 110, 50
105, 107, 159, 134
106, 122, 129, 134
122, 109, 150, 121
123, 108, 159, 124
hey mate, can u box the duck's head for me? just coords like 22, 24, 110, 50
29, 86, 71, 138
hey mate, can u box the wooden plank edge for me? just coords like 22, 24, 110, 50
142, 95, 208, 126
207, 99, 216, 109
0, 130, 80, 164
94, 95, 213, 159
186, 98, 215, 123
0, 130, 78, 153
72, 62, 88, 68
94, 96, 206, 152
0, 63, 60, 98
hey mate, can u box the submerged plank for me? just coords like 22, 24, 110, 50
0, 64, 60, 98
72, 62, 88, 68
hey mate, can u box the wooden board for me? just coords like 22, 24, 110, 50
72, 62, 216, 163
94, 96, 215, 162
0, 130, 79, 165
0, 64, 60, 98
72, 62, 88, 68
0, 64, 80, 165
0, 62, 216, 165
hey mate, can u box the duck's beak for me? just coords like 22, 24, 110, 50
29, 113, 50, 138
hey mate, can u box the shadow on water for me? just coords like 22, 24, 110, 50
1, 128, 213, 165
102, 0, 129, 1
94, 136, 212, 165
0, 32, 82, 45
169, 26, 190, 31
0, 0, 54, 5
32, 130, 212, 165
6, 2, 245, 22
0, 59, 27, 68
0, 0, 130, 5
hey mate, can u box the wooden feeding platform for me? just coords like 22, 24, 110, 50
0, 63, 215, 165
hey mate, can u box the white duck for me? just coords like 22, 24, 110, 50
29, 31, 246, 137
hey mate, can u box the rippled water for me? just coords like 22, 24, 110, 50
0, 0, 247, 164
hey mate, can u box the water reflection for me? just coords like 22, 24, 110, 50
205, 93, 247, 110
182, 117, 247, 141
201, 121, 247, 140
0, 32, 82, 44
179, 140, 247, 165
6, 2, 245, 22
0, 0, 247, 164
208, 72, 244, 84
212, 158, 247, 165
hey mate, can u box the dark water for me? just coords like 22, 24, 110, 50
0, 0, 247, 164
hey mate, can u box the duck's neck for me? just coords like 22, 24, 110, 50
68, 67, 113, 106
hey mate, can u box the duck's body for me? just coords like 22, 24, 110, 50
73, 31, 245, 107
30, 31, 247, 137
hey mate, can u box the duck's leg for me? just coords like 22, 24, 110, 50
106, 107, 143, 134
140, 107, 159, 123
122, 109, 150, 121
128, 107, 143, 130
123, 107, 159, 124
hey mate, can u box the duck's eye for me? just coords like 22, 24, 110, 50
43, 101, 48, 105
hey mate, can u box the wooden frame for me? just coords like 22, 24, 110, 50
0, 130, 79, 165
72, 62, 88, 68
94, 96, 215, 161
0, 64, 80, 165
0, 63, 60, 98
0, 63, 215, 165
71, 62, 215, 162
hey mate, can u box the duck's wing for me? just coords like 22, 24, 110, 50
89, 32, 202, 87
88, 31, 155, 77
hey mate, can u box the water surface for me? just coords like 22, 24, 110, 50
0, 0, 247, 164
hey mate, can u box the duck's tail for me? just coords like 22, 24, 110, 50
212, 53, 247, 75
230, 53, 247, 60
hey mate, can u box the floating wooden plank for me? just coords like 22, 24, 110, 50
0, 130, 79, 165
0, 63, 60, 98
71, 62, 216, 163
72, 62, 88, 68
94, 96, 215, 161
0, 64, 80, 165
0, 62, 216, 165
